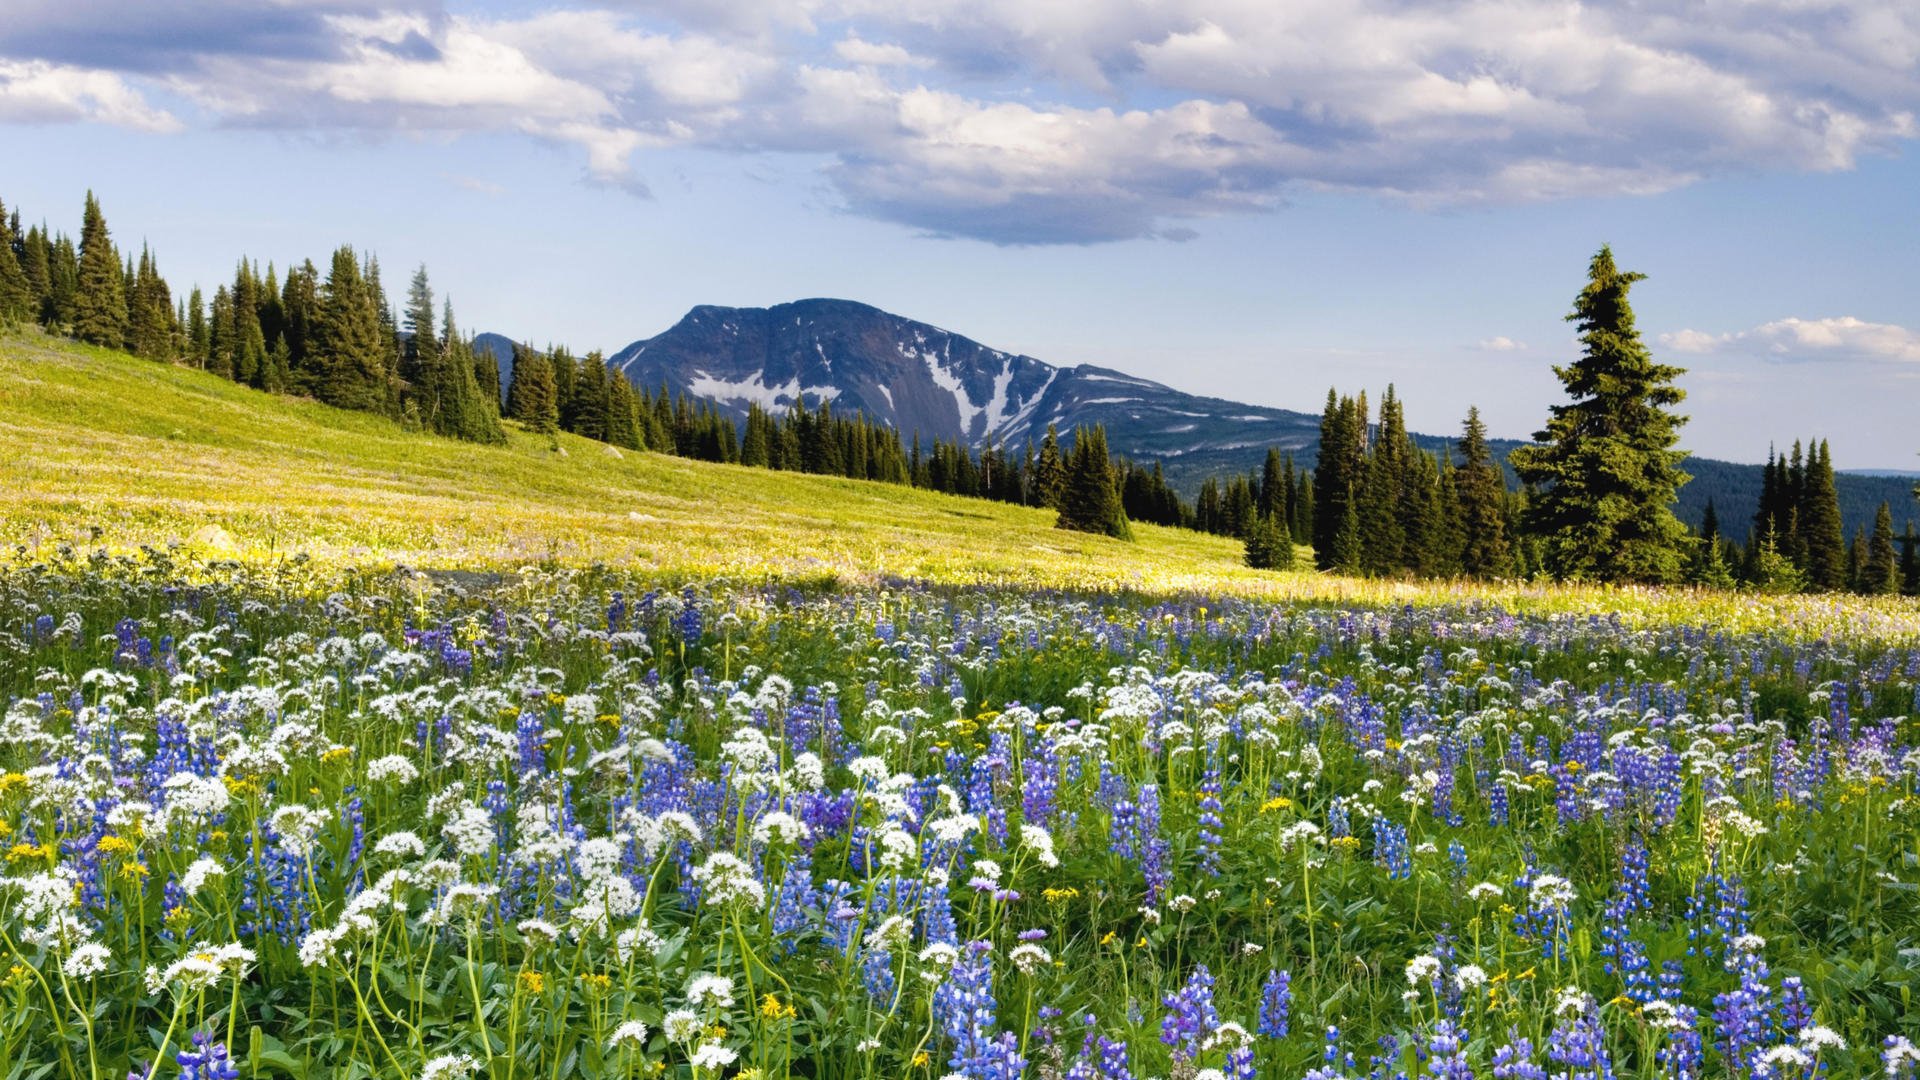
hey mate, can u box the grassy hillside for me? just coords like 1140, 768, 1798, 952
4, 331, 1917, 637
0, 330, 1272, 591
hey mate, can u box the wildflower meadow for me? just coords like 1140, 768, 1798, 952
2, 551, 1917, 1080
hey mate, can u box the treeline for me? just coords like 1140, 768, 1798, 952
1300, 388, 1519, 578
1724, 441, 1918, 595
0, 190, 503, 443
496, 339, 1156, 540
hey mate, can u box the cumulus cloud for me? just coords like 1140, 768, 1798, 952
0, 59, 180, 131
1660, 317, 1920, 363
2, 0, 1918, 242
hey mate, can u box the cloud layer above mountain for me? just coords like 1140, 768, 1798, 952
3, 0, 1916, 244
1662, 317, 1920, 363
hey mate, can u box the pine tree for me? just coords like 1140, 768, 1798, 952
282, 260, 320, 388
401, 265, 438, 400
1034, 425, 1066, 509
507, 345, 559, 436
1056, 425, 1131, 540
1798, 439, 1846, 591
1312, 389, 1366, 571
185, 287, 209, 366
312, 246, 392, 414
126, 244, 174, 361
207, 285, 236, 379
1359, 387, 1409, 574
0, 197, 31, 326
605, 367, 641, 450
21, 226, 53, 322
1453, 406, 1510, 577
438, 302, 504, 443
1243, 511, 1294, 569
1509, 246, 1691, 583
1860, 502, 1898, 595
72, 192, 128, 346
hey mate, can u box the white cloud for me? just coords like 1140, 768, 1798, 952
832, 33, 924, 68
1660, 316, 1920, 362
1476, 336, 1527, 352
0, 59, 179, 131
3, 0, 1919, 242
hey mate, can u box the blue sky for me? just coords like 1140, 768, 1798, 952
3, 0, 1917, 467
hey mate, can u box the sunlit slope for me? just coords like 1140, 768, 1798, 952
0, 331, 1273, 589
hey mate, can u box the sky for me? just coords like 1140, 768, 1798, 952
3, 0, 1917, 468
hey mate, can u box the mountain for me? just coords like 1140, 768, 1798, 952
603, 299, 1321, 479
492, 298, 1918, 537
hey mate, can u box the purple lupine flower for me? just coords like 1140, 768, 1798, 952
1160, 964, 1219, 1063
1259, 968, 1292, 1039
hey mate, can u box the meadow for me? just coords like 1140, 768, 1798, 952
2, 335, 1919, 1080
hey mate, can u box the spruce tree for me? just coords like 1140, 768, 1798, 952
606, 367, 642, 450
313, 246, 392, 414
402, 265, 438, 400
72, 192, 128, 346
1034, 425, 1066, 509
1453, 406, 1510, 577
437, 302, 504, 443
1509, 246, 1691, 583
0, 197, 31, 326
182, 287, 208, 366
21, 226, 53, 322
1243, 511, 1294, 570
507, 345, 559, 436
1860, 502, 1898, 595
1312, 389, 1365, 571
1798, 439, 1846, 590
1056, 425, 1131, 540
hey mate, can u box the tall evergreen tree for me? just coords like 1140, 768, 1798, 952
401, 265, 438, 399
1858, 502, 1898, 595
1798, 439, 1846, 591
312, 246, 392, 414
1243, 511, 1294, 570
1312, 389, 1366, 571
507, 345, 559, 436
185, 286, 209, 366
605, 367, 642, 450
0, 197, 30, 325
1509, 246, 1690, 583
1033, 425, 1066, 509
72, 192, 127, 346
1056, 425, 1131, 540
1453, 406, 1510, 577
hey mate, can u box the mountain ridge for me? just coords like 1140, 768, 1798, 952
479, 299, 1917, 536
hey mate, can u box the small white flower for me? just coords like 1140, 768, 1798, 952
689, 1041, 738, 1071
368, 755, 420, 784
607, 1020, 649, 1050
180, 857, 226, 896
63, 942, 111, 980
663, 1009, 703, 1043
421, 1053, 479, 1080
1799, 1027, 1846, 1052
1405, 954, 1442, 985
1010, 943, 1052, 973
1455, 964, 1488, 990
752, 811, 810, 846
691, 853, 766, 909
686, 972, 735, 1010
375, 831, 426, 858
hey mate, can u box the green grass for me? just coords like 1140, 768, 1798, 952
5, 329, 1917, 639
0, 330, 1271, 591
